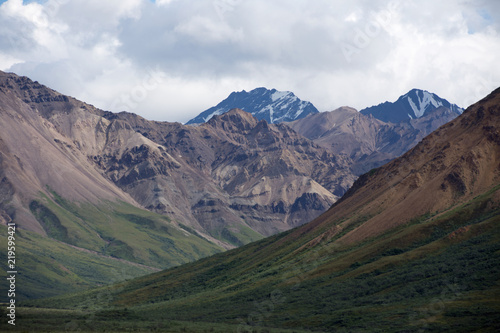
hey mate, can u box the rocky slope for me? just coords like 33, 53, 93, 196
0, 71, 356, 251
104, 108, 355, 244
0, 72, 136, 231
0, 70, 225, 299
321, 86, 500, 244
186, 87, 319, 124
288, 92, 463, 174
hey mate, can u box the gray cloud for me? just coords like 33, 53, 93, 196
0, 0, 499, 123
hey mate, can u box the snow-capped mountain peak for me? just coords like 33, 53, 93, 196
403, 89, 444, 118
271, 90, 292, 102
186, 87, 319, 125
360, 88, 464, 123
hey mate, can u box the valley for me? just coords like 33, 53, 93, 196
1, 1, 497, 332
0, 69, 497, 331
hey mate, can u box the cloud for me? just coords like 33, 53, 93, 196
0, 0, 499, 123
175, 15, 244, 44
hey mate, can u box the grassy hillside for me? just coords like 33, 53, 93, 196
13, 184, 500, 332
0, 225, 155, 300
32, 189, 223, 267
0, 190, 222, 301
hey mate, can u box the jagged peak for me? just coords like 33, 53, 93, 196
360, 88, 463, 123
206, 107, 259, 131
186, 87, 318, 125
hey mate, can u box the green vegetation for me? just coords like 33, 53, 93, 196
14, 186, 500, 332
0, 306, 315, 333
0, 226, 154, 301
29, 199, 70, 243
0, 190, 222, 301
219, 224, 265, 247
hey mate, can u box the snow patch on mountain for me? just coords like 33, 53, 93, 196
271, 90, 290, 102
360, 88, 464, 123
204, 108, 225, 122
187, 88, 319, 125
405, 90, 444, 118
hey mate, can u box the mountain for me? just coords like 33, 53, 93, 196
104, 108, 355, 244
0, 71, 224, 299
360, 88, 463, 123
287, 106, 394, 173
26, 88, 500, 332
0, 71, 356, 299
288, 93, 463, 174
186, 87, 319, 125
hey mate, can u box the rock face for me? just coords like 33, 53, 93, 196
288, 92, 463, 175
0, 71, 139, 233
105, 109, 355, 245
186, 87, 319, 125
0, 71, 355, 248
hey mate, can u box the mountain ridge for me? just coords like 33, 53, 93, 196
360, 88, 463, 123
186, 87, 319, 125
288, 90, 464, 175
107, 107, 356, 242
0, 70, 356, 265
321, 87, 500, 244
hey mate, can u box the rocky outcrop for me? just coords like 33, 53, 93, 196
100, 109, 356, 245
0, 70, 357, 248
315, 87, 500, 245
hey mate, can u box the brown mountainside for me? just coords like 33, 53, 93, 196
297, 87, 500, 245
288, 104, 461, 174
0, 71, 138, 232
0, 71, 356, 248
29, 88, 500, 332
103, 108, 355, 244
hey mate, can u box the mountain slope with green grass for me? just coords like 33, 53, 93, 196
0, 191, 222, 301
20, 189, 499, 332
14, 89, 500, 332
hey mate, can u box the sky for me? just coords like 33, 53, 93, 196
0, 0, 499, 123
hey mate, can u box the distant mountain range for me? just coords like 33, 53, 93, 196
186, 87, 319, 124
188, 87, 464, 174
360, 88, 463, 123
288, 89, 463, 174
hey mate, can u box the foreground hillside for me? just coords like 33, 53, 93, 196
15, 89, 500, 332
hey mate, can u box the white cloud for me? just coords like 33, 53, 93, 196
155, 0, 178, 7
0, 0, 499, 123
175, 15, 244, 43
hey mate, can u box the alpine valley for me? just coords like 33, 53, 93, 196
11, 86, 500, 332
0, 69, 498, 332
